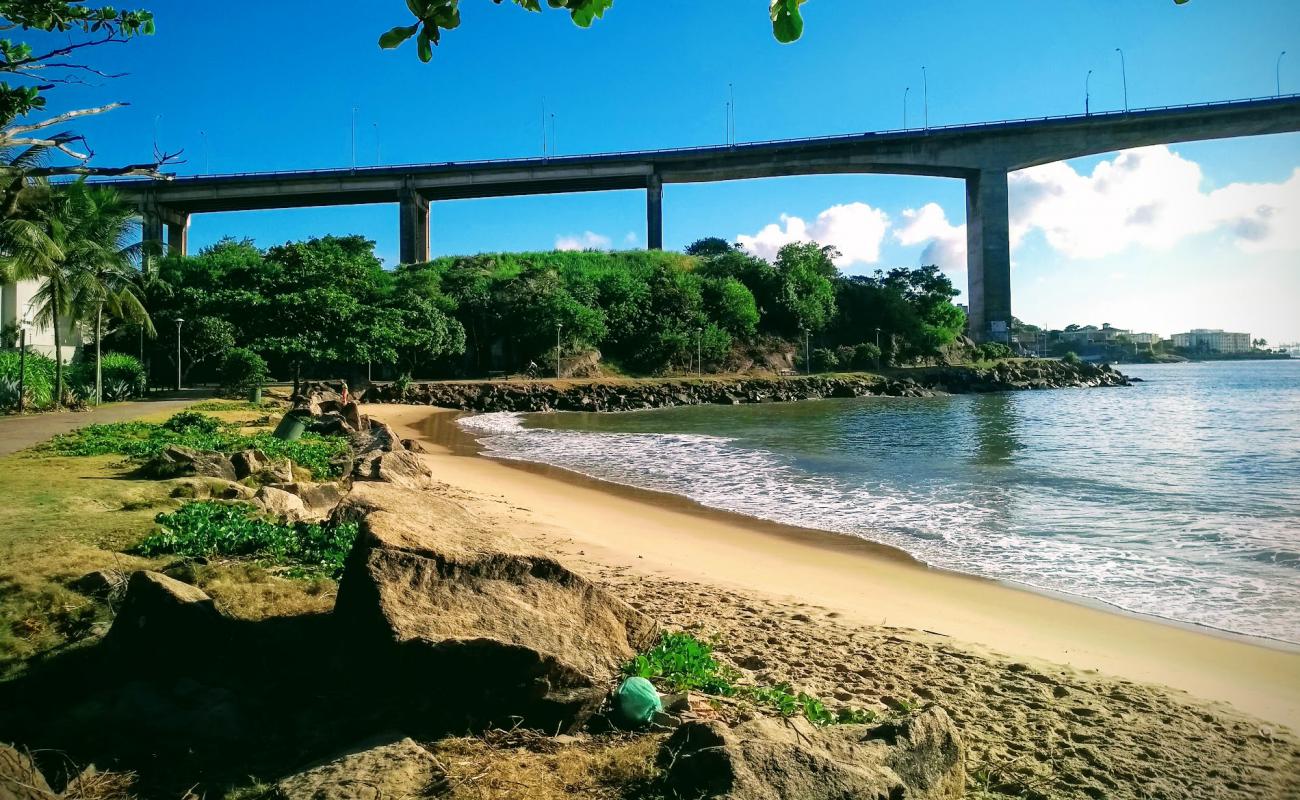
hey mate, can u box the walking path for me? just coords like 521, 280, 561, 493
0, 395, 203, 456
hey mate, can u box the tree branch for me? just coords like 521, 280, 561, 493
1, 101, 126, 137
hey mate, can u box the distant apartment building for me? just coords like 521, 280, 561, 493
1127, 332, 1162, 345
1056, 323, 1130, 345
1171, 329, 1251, 353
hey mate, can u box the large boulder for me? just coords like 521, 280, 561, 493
270, 482, 347, 522
658, 708, 965, 800
253, 485, 308, 522
351, 448, 433, 490
142, 445, 237, 482
0, 743, 54, 800
331, 483, 658, 733
106, 571, 223, 655
275, 736, 444, 800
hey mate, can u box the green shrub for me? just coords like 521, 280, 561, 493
976, 342, 1013, 361
1061, 350, 1081, 365
221, 347, 268, 392
810, 347, 839, 373
45, 413, 351, 478
853, 342, 882, 370
0, 350, 57, 408
71, 353, 146, 400
134, 501, 358, 578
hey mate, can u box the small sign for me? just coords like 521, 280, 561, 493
990, 320, 1008, 334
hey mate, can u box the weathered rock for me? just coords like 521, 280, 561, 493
340, 401, 366, 432
142, 445, 237, 482
270, 482, 346, 522
658, 708, 965, 800
69, 568, 126, 600
231, 448, 269, 480
254, 485, 308, 522
275, 736, 444, 800
0, 743, 54, 800
351, 448, 433, 490
332, 482, 658, 733
400, 438, 428, 454
106, 571, 222, 655
167, 476, 256, 501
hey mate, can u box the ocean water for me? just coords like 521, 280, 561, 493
458, 360, 1300, 644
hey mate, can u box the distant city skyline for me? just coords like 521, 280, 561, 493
31, 1, 1300, 341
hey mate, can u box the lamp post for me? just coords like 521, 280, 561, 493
550, 113, 557, 155
921, 67, 929, 129
803, 328, 811, 375
1115, 48, 1128, 112
351, 107, 358, 168
903, 87, 910, 128
728, 82, 735, 145
1085, 69, 1093, 115
1279, 51, 1289, 97
875, 327, 881, 350
696, 327, 703, 377
555, 322, 562, 378
17, 315, 29, 413
175, 318, 184, 392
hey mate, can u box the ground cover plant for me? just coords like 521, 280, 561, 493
135, 500, 358, 578
623, 631, 875, 726
0, 350, 57, 409
44, 411, 350, 478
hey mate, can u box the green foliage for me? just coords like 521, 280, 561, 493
220, 347, 268, 392
623, 631, 872, 726
976, 342, 1013, 361
0, 349, 55, 408
809, 347, 839, 373
1061, 351, 1082, 365
71, 352, 145, 400
135, 501, 358, 578
46, 412, 351, 478
684, 237, 734, 257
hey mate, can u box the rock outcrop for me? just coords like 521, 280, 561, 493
658, 707, 965, 800
141, 444, 237, 482
275, 736, 444, 800
358, 360, 1129, 413
0, 743, 54, 800
331, 482, 658, 733
106, 571, 222, 656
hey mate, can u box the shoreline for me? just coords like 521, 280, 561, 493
364, 403, 1300, 730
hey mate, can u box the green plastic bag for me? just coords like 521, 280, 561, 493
616, 676, 662, 725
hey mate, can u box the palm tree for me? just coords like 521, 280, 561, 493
63, 183, 153, 403
1, 180, 153, 405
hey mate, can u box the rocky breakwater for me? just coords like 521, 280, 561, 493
360, 359, 1128, 413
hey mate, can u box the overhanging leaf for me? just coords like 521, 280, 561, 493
378, 24, 419, 49
770, 0, 806, 44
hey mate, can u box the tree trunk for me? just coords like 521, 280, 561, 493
51, 297, 63, 407
95, 303, 103, 405
292, 361, 301, 398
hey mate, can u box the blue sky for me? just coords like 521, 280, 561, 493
38, 0, 1300, 341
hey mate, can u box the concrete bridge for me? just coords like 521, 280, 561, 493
111, 95, 1300, 341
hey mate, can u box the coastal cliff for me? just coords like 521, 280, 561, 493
360, 360, 1129, 413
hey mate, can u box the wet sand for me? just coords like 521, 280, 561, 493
364, 403, 1300, 732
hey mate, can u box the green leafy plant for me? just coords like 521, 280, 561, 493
46, 412, 351, 478
134, 501, 359, 578
220, 347, 269, 393
1061, 351, 1081, 365
0, 350, 56, 408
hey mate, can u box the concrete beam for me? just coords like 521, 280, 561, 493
966, 169, 1011, 343
141, 211, 164, 272
646, 174, 663, 250
167, 215, 189, 257
399, 189, 430, 264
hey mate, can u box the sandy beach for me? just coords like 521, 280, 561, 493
366, 404, 1300, 727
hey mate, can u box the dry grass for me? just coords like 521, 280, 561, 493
0, 409, 334, 677
428, 730, 665, 800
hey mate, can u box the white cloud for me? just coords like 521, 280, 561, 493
1008, 146, 1300, 259
736, 202, 890, 268
555, 231, 612, 251
894, 202, 966, 274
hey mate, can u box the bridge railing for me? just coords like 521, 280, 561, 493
85, 93, 1300, 186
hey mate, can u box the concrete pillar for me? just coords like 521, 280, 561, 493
399, 189, 430, 264
141, 211, 164, 272
646, 174, 663, 250
166, 214, 189, 257
965, 168, 1012, 343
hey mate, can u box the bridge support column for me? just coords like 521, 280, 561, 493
399, 189, 430, 264
141, 210, 164, 272
646, 174, 663, 250
965, 168, 1012, 343
167, 214, 189, 257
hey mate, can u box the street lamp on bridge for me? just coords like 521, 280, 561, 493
1115, 48, 1128, 112
1279, 51, 1289, 97
1086, 69, 1093, 116
921, 67, 929, 130
903, 87, 910, 129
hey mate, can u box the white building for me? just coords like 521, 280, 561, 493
1, 277, 79, 361
1171, 329, 1251, 353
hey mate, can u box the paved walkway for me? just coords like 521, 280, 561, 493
0, 395, 204, 456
